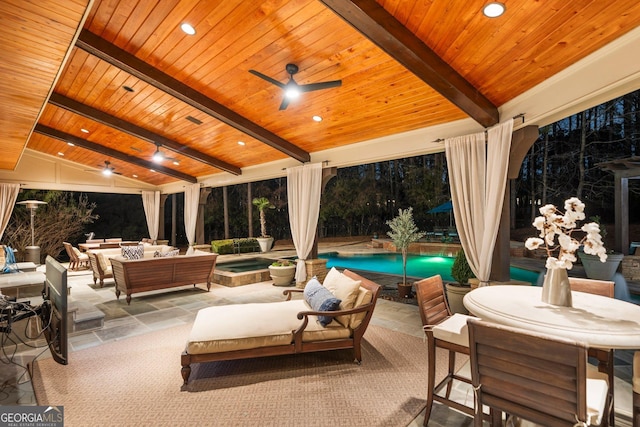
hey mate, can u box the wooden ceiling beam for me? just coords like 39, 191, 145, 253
48, 93, 241, 175
34, 124, 198, 183
320, 0, 499, 128
76, 30, 310, 163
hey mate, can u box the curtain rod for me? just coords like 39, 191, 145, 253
433, 114, 526, 142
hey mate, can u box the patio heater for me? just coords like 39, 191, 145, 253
16, 200, 48, 264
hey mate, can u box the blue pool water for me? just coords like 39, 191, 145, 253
318, 252, 540, 285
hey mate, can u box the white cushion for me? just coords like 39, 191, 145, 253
431, 313, 473, 347
506, 365, 608, 427
323, 267, 362, 327
187, 299, 343, 355
585, 377, 608, 426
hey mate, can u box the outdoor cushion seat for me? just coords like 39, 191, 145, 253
431, 312, 473, 347
187, 299, 351, 355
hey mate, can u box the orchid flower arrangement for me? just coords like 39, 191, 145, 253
524, 197, 607, 270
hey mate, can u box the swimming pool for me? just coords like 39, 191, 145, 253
319, 252, 540, 285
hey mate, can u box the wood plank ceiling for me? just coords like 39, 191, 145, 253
3, 0, 640, 190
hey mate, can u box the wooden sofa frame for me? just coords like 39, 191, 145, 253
110, 253, 218, 304
180, 269, 381, 385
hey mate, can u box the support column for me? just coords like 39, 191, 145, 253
158, 194, 168, 240
223, 186, 229, 239
247, 183, 253, 238
490, 182, 511, 281
196, 188, 211, 245
309, 167, 337, 259
615, 173, 628, 254
491, 125, 538, 281
171, 193, 177, 247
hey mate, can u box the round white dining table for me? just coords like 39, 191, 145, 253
463, 285, 640, 349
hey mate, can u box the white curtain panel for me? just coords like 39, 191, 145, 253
141, 190, 160, 242
0, 183, 20, 242
445, 120, 513, 285
287, 163, 323, 283
184, 184, 201, 255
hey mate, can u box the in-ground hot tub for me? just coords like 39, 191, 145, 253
213, 257, 276, 287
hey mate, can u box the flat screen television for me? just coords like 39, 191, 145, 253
41, 255, 68, 365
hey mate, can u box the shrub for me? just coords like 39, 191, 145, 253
451, 249, 475, 285
211, 238, 260, 255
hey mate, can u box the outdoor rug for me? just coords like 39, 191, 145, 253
32, 323, 453, 427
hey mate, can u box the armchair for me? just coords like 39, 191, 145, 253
63, 242, 89, 271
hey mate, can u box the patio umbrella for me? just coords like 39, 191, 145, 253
427, 200, 453, 227
427, 200, 452, 213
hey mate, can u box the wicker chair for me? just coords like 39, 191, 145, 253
415, 275, 477, 425
468, 318, 610, 427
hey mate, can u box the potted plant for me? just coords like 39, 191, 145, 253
577, 216, 623, 280
386, 207, 426, 298
268, 259, 296, 286
252, 197, 275, 252
446, 249, 475, 314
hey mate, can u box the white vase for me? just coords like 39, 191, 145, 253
256, 237, 273, 252
541, 267, 572, 307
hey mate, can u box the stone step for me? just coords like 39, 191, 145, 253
68, 300, 105, 333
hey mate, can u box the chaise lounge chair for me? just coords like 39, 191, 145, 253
180, 268, 381, 385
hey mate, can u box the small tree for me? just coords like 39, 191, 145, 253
386, 207, 425, 285
252, 197, 275, 238
451, 249, 475, 285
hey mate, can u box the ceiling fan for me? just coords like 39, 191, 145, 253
249, 63, 342, 110
86, 160, 121, 176
151, 144, 179, 165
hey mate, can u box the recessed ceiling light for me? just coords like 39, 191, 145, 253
181, 23, 196, 35
150, 169, 156, 173
80, 128, 89, 133
57, 152, 64, 156
483, 2, 505, 18
312, 115, 323, 122
132, 174, 138, 178
238, 141, 245, 146
67, 142, 75, 147
173, 160, 180, 166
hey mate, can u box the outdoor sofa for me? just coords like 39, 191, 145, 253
180, 268, 381, 385
86, 244, 176, 288
110, 252, 218, 304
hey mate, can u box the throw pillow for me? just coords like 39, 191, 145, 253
121, 244, 144, 260
303, 277, 342, 326
323, 267, 362, 327
154, 249, 179, 258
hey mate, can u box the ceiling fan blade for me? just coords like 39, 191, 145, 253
249, 69, 285, 89
298, 80, 342, 93
278, 97, 291, 110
